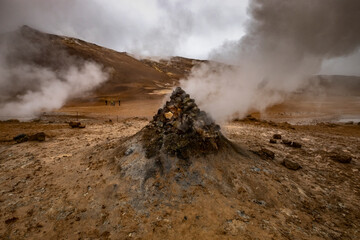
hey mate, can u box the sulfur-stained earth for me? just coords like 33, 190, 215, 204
0, 112, 359, 240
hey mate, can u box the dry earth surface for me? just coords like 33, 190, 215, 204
1, 26, 360, 240
1, 100, 360, 240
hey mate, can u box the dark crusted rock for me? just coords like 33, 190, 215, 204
282, 139, 292, 146
142, 87, 223, 160
69, 121, 85, 128
282, 159, 301, 170
124, 148, 134, 156
29, 132, 45, 142
282, 140, 301, 148
291, 141, 302, 148
14, 134, 28, 143
269, 139, 277, 144
255, 148, 275, 160
273, 134, 282, 139
14, 132, 46, 143
330, 153, 352, 163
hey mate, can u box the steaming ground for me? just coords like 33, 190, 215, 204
1, 100, 360, 239
1, 23, 360, 240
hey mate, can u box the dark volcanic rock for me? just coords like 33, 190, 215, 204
69, 121, 85, 128
282, 139, 302, 148
269, 139, 277, 144
142, 87, 223, 160
13, 134, 28, 143
14, 132, 46, 143
282, 159, 301, 170
255, 148, 275, 160
330, 153, 352, 163
282, 139, 292, 146
273, 134, 282, 139
29, 132, 45, 142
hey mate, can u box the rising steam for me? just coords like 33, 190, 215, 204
0, 27, 108, 120
181, 0, 360, 122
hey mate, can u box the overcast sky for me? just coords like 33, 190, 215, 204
0, 0, 249, 59
0, 0, 359, 75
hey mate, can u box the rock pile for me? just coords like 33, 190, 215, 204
142, 87, 222, 160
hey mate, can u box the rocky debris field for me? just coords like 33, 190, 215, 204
0, 113, 359, 239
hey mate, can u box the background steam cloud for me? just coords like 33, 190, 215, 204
181, 0, 360, 122
0, 29, 108, 120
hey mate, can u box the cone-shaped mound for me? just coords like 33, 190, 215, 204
141, 87, 224, 160
107, 87, 248, 210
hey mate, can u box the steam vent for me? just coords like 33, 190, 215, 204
142, 87, 223, 160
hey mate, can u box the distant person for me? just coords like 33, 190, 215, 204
118, 100, 121, 106
105, 100, 108, 105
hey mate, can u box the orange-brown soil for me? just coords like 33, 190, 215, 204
1, 26, 360, 240
1, 99, 359, 240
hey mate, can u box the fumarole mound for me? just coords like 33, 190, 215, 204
142, 87, 225, 160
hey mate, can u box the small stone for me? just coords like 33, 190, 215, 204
237, 210, 250, 220
269, 139, 277, 144
156, 121, 164, 127
273, 134, 282, 139
282, 139, 292, 146
330, 153, 352, 163
291, 141, 302, 148
69, 121, 85, 128
29, 132, 45, 142
164, 112, 173, 119
252, 199, 266, 206
282, 159, 301, 170
255, 148, 275, 160
5, 217, 18, 224
282, 139, 301, 148
13, 134, 28, 143
125, 148, 134, 156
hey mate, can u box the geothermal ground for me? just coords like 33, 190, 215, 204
1, 97, 360, 240
1, 26, 360, 240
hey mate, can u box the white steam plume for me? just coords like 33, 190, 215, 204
181, 0, 360, 122
0, 28, 108, 120
0, 63, 107, 120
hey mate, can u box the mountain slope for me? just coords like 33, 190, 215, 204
1, 26, 205, 103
